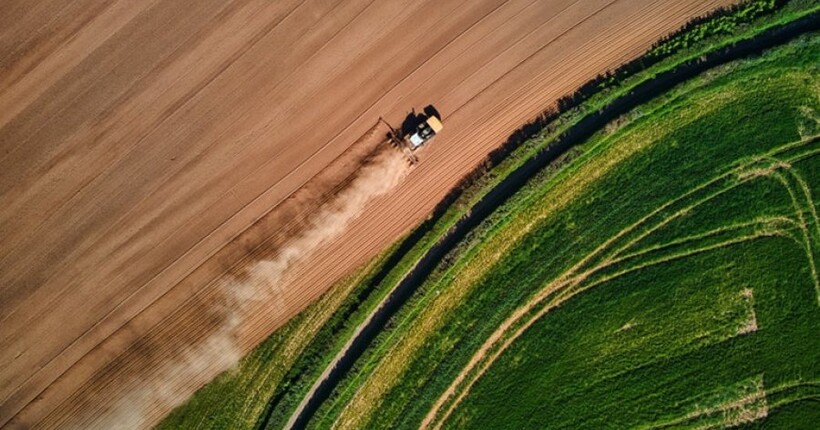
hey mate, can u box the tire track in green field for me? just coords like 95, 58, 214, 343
645, 378, 820, 429
610, 216, 800, 266
770, 169, 819, 301
424, 138, 819, 429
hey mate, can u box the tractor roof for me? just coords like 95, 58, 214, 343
426, 116, 443, 133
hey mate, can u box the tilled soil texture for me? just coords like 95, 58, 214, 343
0, 0, 735, 428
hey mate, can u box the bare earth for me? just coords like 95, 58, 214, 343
0, 0, 734, 428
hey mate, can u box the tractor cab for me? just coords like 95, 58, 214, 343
380, 106, 443, 164
408, 115, 443, 149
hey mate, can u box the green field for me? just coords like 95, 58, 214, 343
440, 56, 820, 428
157, 2, 819, 429
314, 33, 819, 430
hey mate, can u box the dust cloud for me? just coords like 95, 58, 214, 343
84, 327, 241, 430
76, 147, 410, 429
244, 148, 411, 308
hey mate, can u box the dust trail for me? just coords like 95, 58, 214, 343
69, 146, 411, 430
236, 148, 412, 316
79, 325, 242, 430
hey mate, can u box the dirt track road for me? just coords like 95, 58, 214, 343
0, 0, 734, 427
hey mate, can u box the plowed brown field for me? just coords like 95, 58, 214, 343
0, 0, 735, 428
